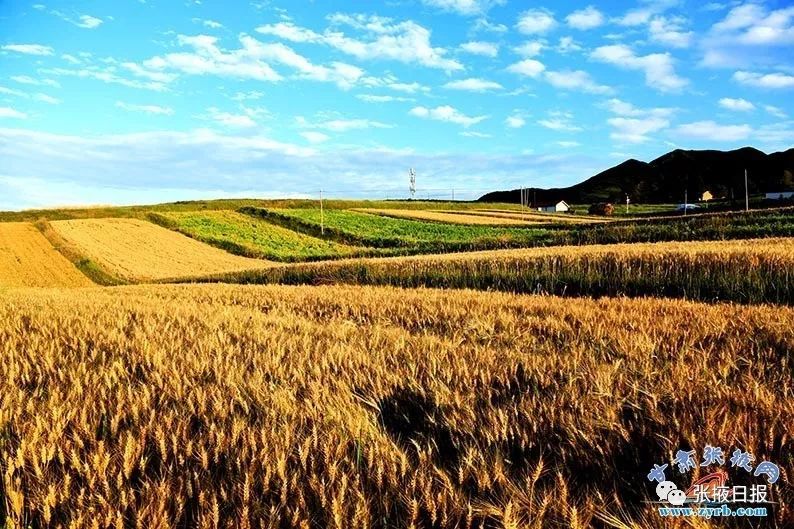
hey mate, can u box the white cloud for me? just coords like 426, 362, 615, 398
733, 70, 794, 89
556, 36, 582, 53
443, 78, 503, 91
615, 0, 675, 27
674, 120, 752, 141
205, 107, 258, 128
410, 105, 488, 127
544, 70, 612, 94
591, 44, 688, 92
702, 4, 794, 67
556, 141, 580, 148
231, 91, 265, 101
0, 127, 601, 209
472, 17, 508, 33
608, 117, 669, 143
116, 101, 174, 115
537, 112, 581, 132
33, 94, 60, 104
460, 41, 499, 57
602, 98, 674, 143
194, 18, 223, 29
420, 0, 505, 16
11, 76, 60, 87
460, 131, 492, 138
0, 107, 28, 119
42, 67, 166, 91
385, 81, 429, 93
301, 131, 330, 144
139, 35, 367, 89
711, 4, 794, 45
506, 58, 545, 77
649, 16, 693, 48
505, 115, 526, 128
298, 116, 392, 132
516, 9, 557, 34
2, 43, 54, 55
513, 41, 544, 57
356, 94, 413, 103
764, 105, 787, 118
256, 16, 463, 71
566, 6, 604, 30
718, 97, 755, 111
75, 15, 103, 29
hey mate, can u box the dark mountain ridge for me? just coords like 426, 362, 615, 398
479, 146, 794, 204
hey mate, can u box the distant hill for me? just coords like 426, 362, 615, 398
479, 147, 794, 205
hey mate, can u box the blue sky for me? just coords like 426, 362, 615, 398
0, 0, 793, 209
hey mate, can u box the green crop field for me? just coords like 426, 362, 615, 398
152, 211, 370, 262
247, 207, 554, 249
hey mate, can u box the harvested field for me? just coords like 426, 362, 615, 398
51, 218, 270, 282
0, 283, 791, 528
355, 208, 536, 226
0, 222, 92, 287
470, 209, 608, 223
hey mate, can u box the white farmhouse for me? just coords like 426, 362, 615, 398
536, 200, 570, 213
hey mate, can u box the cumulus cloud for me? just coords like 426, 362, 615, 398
537, 111, 581, 132
300, 131, 330, 144
420, 0, 505, 16
603, 98, 674, 143
733, 70, 794, 89
459, 41, 499, 57
674, 120, 752, 141
516, 9, 557, 34
409, 105, 488, 127
297, 115, 392, 132
505, 115, 526, 128
544, 70, 612, 94
591, 44, 688, 92
256, 15, 463, 71
0, 107, 28, 119
718, 97, 755, 111
649, 16, 693, 48
506, 59, 545, 77
115, 101, 174, 115
2, 43, 54, 55
702, 4, 794, 67
443, 78, 503, 91
566, 6, 604, 30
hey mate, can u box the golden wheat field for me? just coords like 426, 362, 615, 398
50, 218, 271, 282
1, 283, 791, 529
354, 209, 536, 226
0, 222, 93, 288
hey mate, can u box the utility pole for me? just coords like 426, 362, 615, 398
319, 189, 324, 235
684, 188, 688, 216
409, 168, 416, 200
745, 168, 749, 212
626, 194, 630, 214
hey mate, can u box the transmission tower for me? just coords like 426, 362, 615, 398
409, 168, 416, 200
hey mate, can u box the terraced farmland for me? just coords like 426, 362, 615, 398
0, 222, 92, 287
462, 208, 607, 224
155, 211, 367, 262
51, 218, 269, 282
248, 207, 552, 249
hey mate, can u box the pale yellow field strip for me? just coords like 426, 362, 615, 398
355, 208, 534, 225
51, 218, 271, 282
0, 222, 92, 287
469, 209, 608, 224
